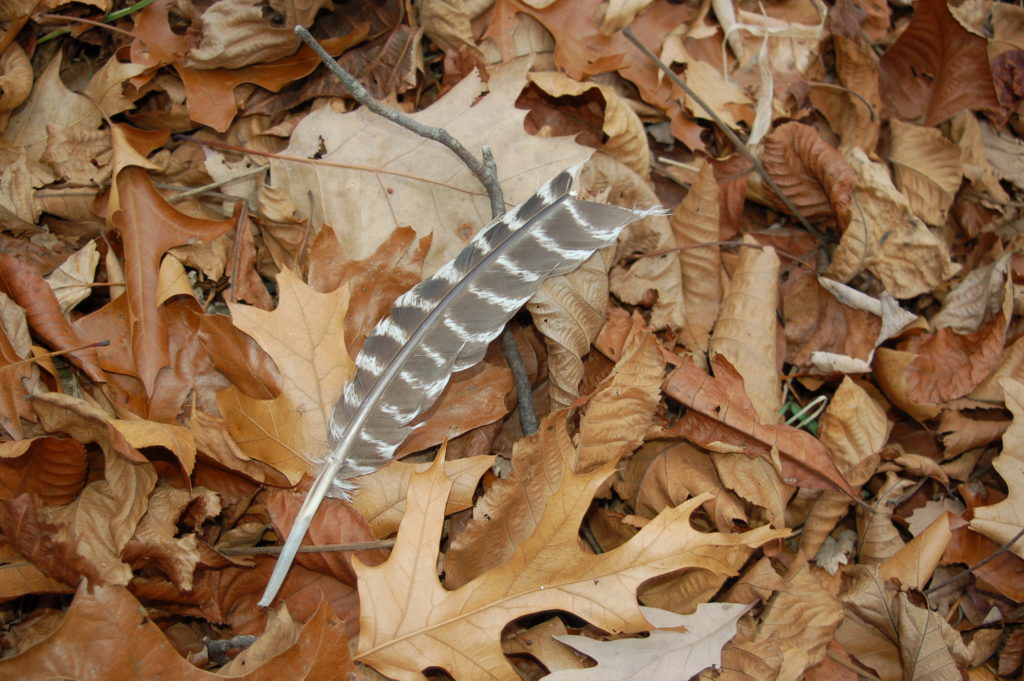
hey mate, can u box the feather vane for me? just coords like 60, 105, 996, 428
259, 168, 660, 606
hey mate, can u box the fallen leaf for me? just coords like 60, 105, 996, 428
0, 583, 354, 680
353, 455, 785, 681
544, 602, 751, 680
888, 118, 963, 226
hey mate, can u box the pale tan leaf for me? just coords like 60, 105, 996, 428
713, 453, 791, 529
186, 0, 333, 69
0, 43, 31, 131
710, 237, 781, 424
527, 71, 650, 175
819, 377, 889, 478
970, 378, 1024, 558
828, 148, 960, 298
671, 161, 721, 357
40, 126, 111, 186
889, 119, 964, 226
809, 35, 881, 152
527, 249, 613, 410
113, 418, 196, 477
858, 472, 912, 564
504, 617, 585, 673
879, 511, 953, 590
270, 59, 592, 273
594, 0, 656, 34
660, 38, 754, 131
353, 456, 786, 681
44, 240, 99, 315
701, 617, 782, 681
758, 566, 844, 681
420, 0, 478, 52
544, 602, 750, 680
81, 52, 146, 118
221, 270, 353, 481
931, 253, 1011, 333
351, 455, 496, 538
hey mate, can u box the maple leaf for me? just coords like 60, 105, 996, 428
544, 603, 751, 680
352, 455, 786, 681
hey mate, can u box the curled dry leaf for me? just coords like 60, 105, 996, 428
671, 160, 721, 359
353, 455, 786, 681
0, 43, 32, 131
970, 378, 1024, 559
888, 119, 963, 226
0, 583, 354, 681
351, 455, 496, 537
755, 122, 855, 231
828, 148, 959, 298
878, 0, 1003, 125
527, 71, 651, 176
709, 236, 780, 423
0, 438, 88, 506
0, 292, 42, 439
809, 34, 881, 153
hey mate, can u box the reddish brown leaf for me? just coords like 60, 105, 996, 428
0, 252, 106, 383
0, 437, 87, 506
0, 583, 354, 680
896, 314, 1007, 405
111, 167, 234, 395
943, 524, 1024, 602
758, 122, 855, 231
878, 0, 1004, 125
664, 355, 854, 495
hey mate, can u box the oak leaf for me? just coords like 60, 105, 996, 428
353, 455, 785, 681
544, 602, 751, 680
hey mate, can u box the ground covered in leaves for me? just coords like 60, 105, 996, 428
0, 0, 1023, 679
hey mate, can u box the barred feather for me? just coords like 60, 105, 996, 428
259, 168, 660, 606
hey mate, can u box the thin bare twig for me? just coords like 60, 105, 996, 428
294, 25, 539, 435
925, 526, 1024, 595
219, 539, 396, 556
620, 27, 823, 240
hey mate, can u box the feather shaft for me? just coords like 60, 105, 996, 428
259, 169, 660, 606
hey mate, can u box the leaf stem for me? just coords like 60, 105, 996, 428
219, 539, 395, 555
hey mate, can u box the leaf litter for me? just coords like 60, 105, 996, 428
0, 0, 1023, 679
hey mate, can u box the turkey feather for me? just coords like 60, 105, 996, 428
259, 168, 661, 606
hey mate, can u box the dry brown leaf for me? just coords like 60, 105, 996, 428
970, 378, 1024, 558
710, 237, 781, 423
858, 472, 912, 565
828, 148, 960, 298
351, 455, 495, 537
838, 565, 971, 681
0, 543, 74, 601
665, 355, 853, 496
888, 119, 964, 226
755, 122, 855, 231
220, 269, 353, 483
0, 437, 87, 506
809, 34, 881, 152
270, 58, 592, 273
353, 455, 786, 681
758, 566, 844, 681
527, 71, 651, 175
444, 318, 663, 586
0, 43, 31, 132
671, 161, 721, 358
660, 37, 754, 131
420, 0, 478, 52
0, 293, 41, 439
878, 0, 1003, 125
878, 511, 953, 590
0, 583, 354, 680
527, 249, 614, 410
504, 617, 585, 673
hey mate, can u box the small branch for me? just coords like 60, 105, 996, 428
296, 24, 538, 435
620, 27, 823, 240
294, 26, 504, 205
219, 539, 396, 556
925, 526, 1024, 595
168, 165, 268, 204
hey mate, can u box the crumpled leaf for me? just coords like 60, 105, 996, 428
671, 160, 721, 358
0, 43, 32, 132
544, 602, 750, 680
888, 118, 963, 226
809, 34, 881, 153
828, 148, 960, 298
353, 455, 785, 681
0, 583, 354, 680
971, 378, 1024, 559
878, 0, 1003, 125
755, 122, 855, 232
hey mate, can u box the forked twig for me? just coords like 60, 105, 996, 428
294, 25, 538, 434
